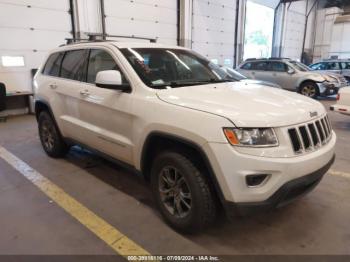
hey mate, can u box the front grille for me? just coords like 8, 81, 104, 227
288, 115, 332, 154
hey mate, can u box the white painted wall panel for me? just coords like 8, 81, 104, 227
0, 1, 71, 92
281, 2, 307, 61
104, 0, 178, 45
77, 0, 102, 34
192, 0, 236, 66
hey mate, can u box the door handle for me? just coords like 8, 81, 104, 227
49, 84, 58, 89
80, 90, 90, 96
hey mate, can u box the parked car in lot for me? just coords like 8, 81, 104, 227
221, 66, 281, 88
309, 59, 350, 83
237, 58, 348, 99
34, 41, 336, 233
330, 87, 350, 115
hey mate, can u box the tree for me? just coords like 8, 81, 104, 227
325, 0, 350, 8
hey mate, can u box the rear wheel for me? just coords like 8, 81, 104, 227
300, 81, 319, 99
151, 151, 217, 233
38, 111, 69, 158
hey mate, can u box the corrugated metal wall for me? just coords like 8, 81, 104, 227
192, 0, 237, 67
103, 0, 178, 45
0, 0, 71, 92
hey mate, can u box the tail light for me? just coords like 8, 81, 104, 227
337, 94, 340, 101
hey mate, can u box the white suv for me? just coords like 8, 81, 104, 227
34, 41, 336, 233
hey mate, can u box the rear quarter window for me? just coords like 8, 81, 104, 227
42, 52, 64, 77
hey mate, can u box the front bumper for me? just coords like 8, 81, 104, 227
330, 104, 350, 115
317, 82, 340, 96
204, 131, 336, 204
226, 154, 335, 216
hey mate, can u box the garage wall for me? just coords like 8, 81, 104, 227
281, 1, 307, 60
192, 0, 237, 67
75, 0, 102, 36
0, 0, 72, 92
103, 0, 178, 45
313, 7, 350, 61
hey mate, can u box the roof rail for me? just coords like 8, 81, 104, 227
245, 58, 257, 61
61, 33, 158, 46
268, 57, 291, 60
106, 34, 157, 43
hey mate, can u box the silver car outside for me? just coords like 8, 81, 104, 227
309, 60, 350, 83
236, 58, 348, 98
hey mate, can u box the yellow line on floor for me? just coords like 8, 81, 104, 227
0, 146, 150, 257
328, 169, 350, 179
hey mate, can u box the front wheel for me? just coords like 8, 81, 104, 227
299, 82, 319, 99
151, 151, 217, 233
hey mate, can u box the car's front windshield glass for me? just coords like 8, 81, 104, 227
120, 48, 236, 89
289, 61, 310, 72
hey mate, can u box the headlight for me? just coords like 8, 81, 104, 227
223, 128, 278, 147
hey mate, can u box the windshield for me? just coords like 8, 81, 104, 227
120, 48, 235, 88
222, 67, 247, 80
288, 61, 311, 72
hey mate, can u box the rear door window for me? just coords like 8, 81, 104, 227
341, 62, 350, 69
326, 62, 340, 70
60, 50, 89, 81
253, 61, 268, 71
269, 62, 288, 72
43, 52, 64, 77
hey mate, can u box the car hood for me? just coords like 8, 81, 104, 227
305, 71, 342, 81
156, 82, 325, 127
240, 79, 281, 88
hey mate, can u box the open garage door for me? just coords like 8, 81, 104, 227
0, 0, 72, 92
192, 0, 237, 67
103, 0, 179, 45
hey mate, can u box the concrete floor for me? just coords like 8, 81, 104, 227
0, 98, 349, 256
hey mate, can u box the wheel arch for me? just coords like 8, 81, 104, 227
140, 131, 226, 206
298, 79, 319, 94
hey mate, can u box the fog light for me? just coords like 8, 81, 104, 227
246, 174, 270, 187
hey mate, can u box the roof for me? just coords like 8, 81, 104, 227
53, 40, 187, 53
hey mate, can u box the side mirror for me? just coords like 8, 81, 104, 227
287, 68, 295, 74
95, 70, 130, 92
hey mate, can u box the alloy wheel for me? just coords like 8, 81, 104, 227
159, 166, 192, 218
41, 120, 55, 151
301, 85, 316, 97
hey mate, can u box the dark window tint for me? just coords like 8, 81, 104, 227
254, 61, 268, 71
60, 50, 88, 81
326, 62, 340, 70
269, 62, 287, 72
241, 62, 252, 70
43, 52, 64, 77
87, 49, 126, 84
341, 62, 350, 69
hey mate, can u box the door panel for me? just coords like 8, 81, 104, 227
52, 49, 90, 140
78, 87, 134, 164
76, 49, 134, 164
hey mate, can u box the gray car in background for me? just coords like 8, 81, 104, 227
309, 60, 350, 83
221, 66, 281, 89
237, 58, 348, 99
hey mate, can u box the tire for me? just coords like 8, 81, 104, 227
151, 151, 217, 233
299, 81, 319, 99
38, 111, 69, 158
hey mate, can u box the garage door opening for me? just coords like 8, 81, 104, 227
243, 1, 275, 60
